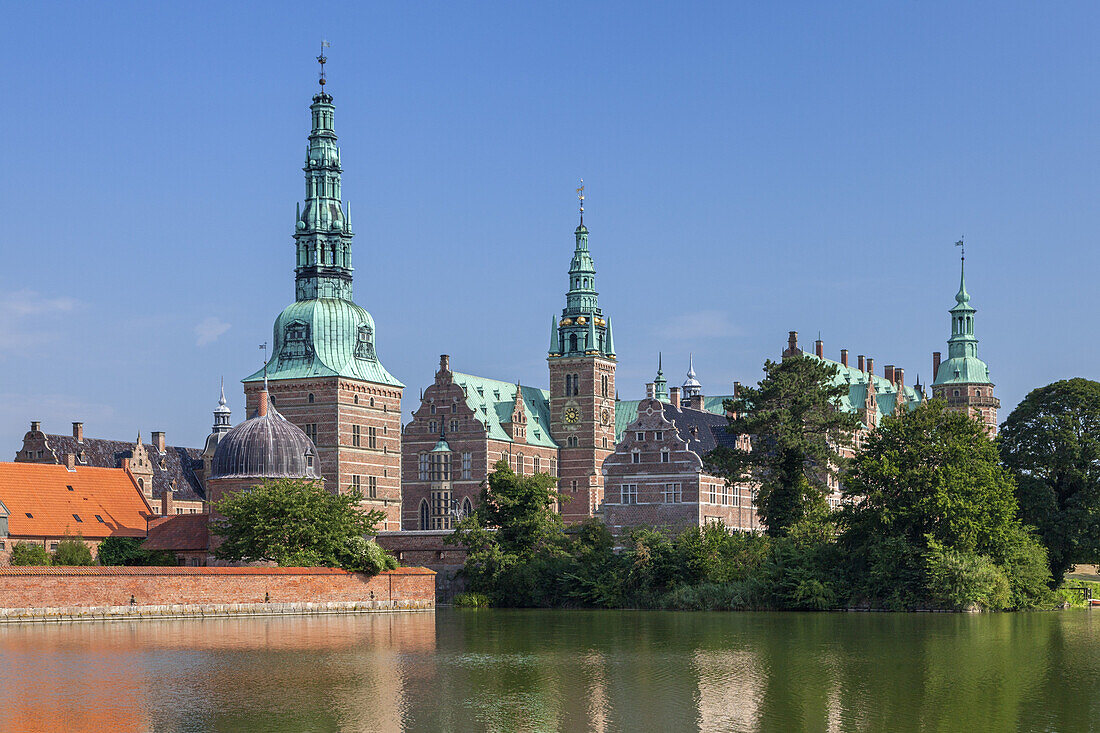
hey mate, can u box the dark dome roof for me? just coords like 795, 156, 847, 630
210, 403, 321, 480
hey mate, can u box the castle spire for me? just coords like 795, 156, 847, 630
551, 183, 613, 358
294, 49, 352, 302
654, 353, 669, 402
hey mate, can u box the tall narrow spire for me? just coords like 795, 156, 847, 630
551, 183, 613, 358
294, 50, 353, 302
654, 353, 668, 402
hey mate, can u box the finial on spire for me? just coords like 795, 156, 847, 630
576, 179, 585, 225
956, 236, 965, 260
317, 40, 331, 89
259, 342, 269, 390
219, 377, 227, 407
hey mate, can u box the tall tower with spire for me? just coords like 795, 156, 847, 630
242, 51, 404, 529
931, 244, 999, 435
548, 183, 617, 522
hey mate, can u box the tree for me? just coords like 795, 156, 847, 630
838, 400, 1051, 610
52, 535, 94, 566
710, 355, 860, 536
210, 479, 393, 572
9, 542, 51, 566
999, 378, 1100, 585
449, 460, 569, 605
98, 536, 176, 566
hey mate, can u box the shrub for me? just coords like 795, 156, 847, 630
452, 592, 491, 608
925, 543, 1011, 611
52, 536, 94, 566
9, 542, 51, 566
337, 536, 398, 576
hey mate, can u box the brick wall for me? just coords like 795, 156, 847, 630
376, 530, 467, 601
0, 566, 434, 609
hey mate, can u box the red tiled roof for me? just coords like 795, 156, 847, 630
143, 513, 209, 551
0, 462, 153, 539
0, 566, 434, 576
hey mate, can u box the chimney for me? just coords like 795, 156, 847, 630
151, 431, 165, 453
689, 394, 705, 411
840, 349, 849, 368
895, 368, 905, 389
933, 352, 942, 381
815, 338, 824, 358
858, 355, 865, 372
645, 382, 656, 399
122, 457, 130, 472
787, 331, 798, 353
867, 358, 874, 376
65, 453, 76, 471
258, 389, 269, 417
30, 421, 40, 433
439, 354, 450, 373
161, 489, 174, 516
72, 422, 84, 442
884, 366, 895, 384
669, 386, 681, 409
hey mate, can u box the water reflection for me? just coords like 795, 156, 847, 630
0, 609, 1097, 732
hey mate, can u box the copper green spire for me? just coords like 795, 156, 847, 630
654, 353, 668, 402
933, 241, 989, 386
552, 182, 613, 358
293, 48, 352, 302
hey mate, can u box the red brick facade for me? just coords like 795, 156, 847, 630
0, 566, 434, 609
548, 354, 616, 523
601, 397, 759, 535
245, 377, 403, 530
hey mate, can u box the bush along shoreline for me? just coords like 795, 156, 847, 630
446, 373, 1100, 612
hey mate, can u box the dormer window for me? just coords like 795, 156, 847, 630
354, 324, 376, 360
281, 320, 313, 362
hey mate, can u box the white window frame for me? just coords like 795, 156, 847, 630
621, 484, 638, 505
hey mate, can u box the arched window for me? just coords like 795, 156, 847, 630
354, 395, 359, 405
601, 375, 608, 397
572, 374, 580, 396
462, 497, 473, 517
569, 333, 578, 352
419, 500, 430, 530
308, 393, 315, 404
565, 375, 572, 395
138, 478, 145, 491
370, 397, 375, 407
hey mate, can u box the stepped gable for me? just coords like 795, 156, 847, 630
24, 432, 204, 502
657, 402, 740, 455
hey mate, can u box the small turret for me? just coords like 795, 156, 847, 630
682, 354, 702, 398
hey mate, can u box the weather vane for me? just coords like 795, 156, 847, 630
317, 40, 331, 88
955, 236, 965, 260
576, 179, 585, 222
259, 342, 268, 385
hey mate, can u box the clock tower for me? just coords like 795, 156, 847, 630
548, 185, 617, 523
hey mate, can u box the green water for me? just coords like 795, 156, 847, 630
0, 608, 1097, 732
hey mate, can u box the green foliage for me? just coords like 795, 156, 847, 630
9, 542, 51, 566
839, 400, 1051, 609
710, 355, 860, 536
452, 592, 491, 608
97, 536, 177, 566
999, 378, 1100, 585
52, 535, 94, 566
211, 479, 393, 574
337, 536, 398, 574
924, 542, 1011, 611
96, 536, 145, 566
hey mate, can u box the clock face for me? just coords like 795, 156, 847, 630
563, 407, 581, 424
601, 409, 610, 426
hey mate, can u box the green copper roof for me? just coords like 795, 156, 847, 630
934, 256, 991, 386
802, 353, 923, 423
451, 372, 559, 448
550, 215, 614, 358
244, 298, 403, 387
933, 356, 991, 385
245, 72, 402, 390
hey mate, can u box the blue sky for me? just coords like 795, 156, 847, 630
1, 2, 1097, 452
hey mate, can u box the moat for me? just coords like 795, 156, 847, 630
0, 608, 1096, 731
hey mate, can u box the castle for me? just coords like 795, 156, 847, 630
8, 58, 1002, 553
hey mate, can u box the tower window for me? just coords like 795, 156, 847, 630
462, 452, 472, 479
368, 475, 377, 498
419, 499, 430, 530
308, 393, 315, 404
602, 375, 609, 397
370, 397, 375, 407
570, 334, 578, 352
368, 426, 377, 449
352, 424, 361, 447
304, 424, 317, 444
